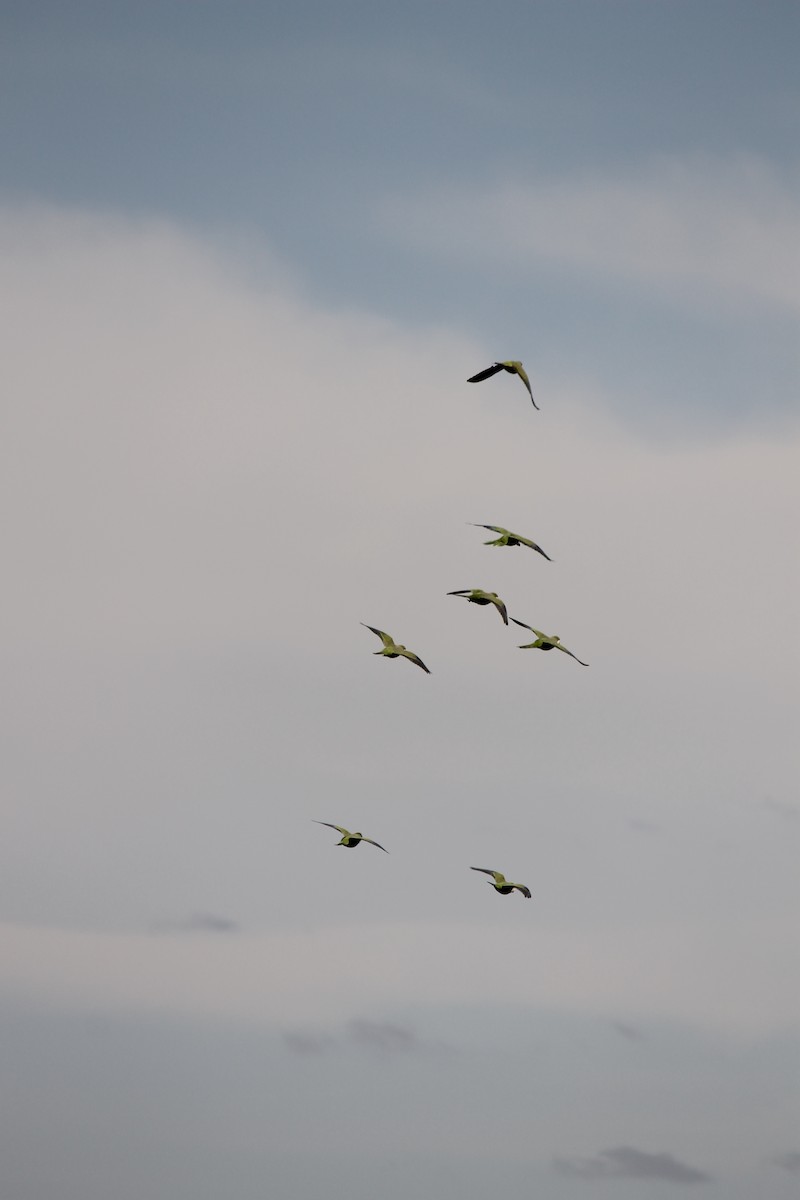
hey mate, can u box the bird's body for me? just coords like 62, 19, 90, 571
314, 822, 388, 852
361, 624, 430, 673
471, 867, 531, 898
467, 360, 538, 409
469, 524, 551, 561
447, 588, 509, 625
510, 618, 589, 666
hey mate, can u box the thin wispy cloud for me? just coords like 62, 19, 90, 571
610, 1020, 645, 1042
286, 39, 512, 119
282, 1030, 336, 1056
626, 817, 660, 835
282, 1019, 450, 1057
770, 1151, 800, 1174
382, 156, 800, 314
761, 797, 799, 822
150, 913, 240, 935
346, 1018, 419, 1054
554, 1145, 712, 1184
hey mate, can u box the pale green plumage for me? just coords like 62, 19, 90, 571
314, 821, 388, 852
447, 588, 509, 625
469, 524, 552, 561
510, 618, 589, 666
361, 624, 430, 673
471, 867, 531, 898
467, 360, 539, 409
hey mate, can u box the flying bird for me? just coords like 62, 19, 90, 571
467, 361, 538, 409
314, 822, 389, 852
447, 589, 508, 625
510, 618, 589, 666
361, 624, 430, 673
469, 524, 552, 561
471, 867, 531, 898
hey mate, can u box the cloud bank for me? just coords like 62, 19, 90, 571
0, 203, 797, 1053
554, 1145, 712, 1184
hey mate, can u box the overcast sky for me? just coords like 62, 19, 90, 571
1, 3, 798, 1198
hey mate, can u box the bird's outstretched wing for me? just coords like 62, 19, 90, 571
512, 883, 532, 899
510, 618, 547, 639
398, 647, 430, 674
492, 596, 509, 625
314, 821, 350, 836
361, 837, 389, 853
471, 867, 504, 883
515, 534, 551, 561
510, 363, 538, 409
467, 363, 504, 383
555, 644, 590, 667
361, 623, 394, 647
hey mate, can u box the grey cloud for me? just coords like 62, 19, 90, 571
761, 797, 799, 822
282, 1019, 448, 1057
282, 1030, 335, 1056
771, 1152, 800, 1174
347, 1019, 419, 1054
554, 1146, 712, 1184
150, 913, 240, 935
626, 817, 660, 834
610, 1020, 645, 1041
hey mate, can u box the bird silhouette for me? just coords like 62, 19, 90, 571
469, 524, 551, 561
471, 867, 531, 898
467, 361, 538, 409
314, 822, 388, 852
511, 618, 589, 666
447, 589, 509, 625
361, 624, 430, 673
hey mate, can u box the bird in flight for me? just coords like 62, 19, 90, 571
467, 361, 538, 409
314, 822, 388, 852
471, 868, 531, 898
469, 524, 552, 562
510, 618, 589, 666
361, 624, 430, 673
447, 589, 509, 625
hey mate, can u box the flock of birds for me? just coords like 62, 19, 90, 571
316, 360, 583, 901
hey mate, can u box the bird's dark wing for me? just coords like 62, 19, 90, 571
400, 648, 431, 674
362, 837, 389, 853
361, 623, 393, 647
493, 597, 509, 625
516, 535, 552, 561
314, 821, 349, 835
467, 364, 504, 383
557, 644, 590, 667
